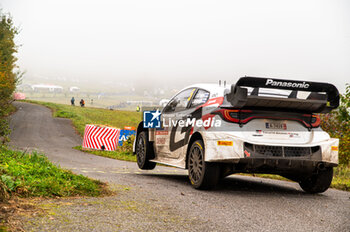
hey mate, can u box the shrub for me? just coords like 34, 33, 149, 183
321, 84, 350, 165
0, 10, 20, 143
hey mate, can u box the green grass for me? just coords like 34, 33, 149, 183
3, 103, 16, 117
24, 100, 141, 136
332, 165, 350, 191
74, 146, 136, 162
0, 146, 106, 199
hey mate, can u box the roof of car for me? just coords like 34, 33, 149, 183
180, 83, 230, 94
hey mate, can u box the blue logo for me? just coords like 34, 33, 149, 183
143, 110, 161, 128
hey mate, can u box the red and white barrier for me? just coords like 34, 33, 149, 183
13, 92, 26, 100
82, 125, 121, 151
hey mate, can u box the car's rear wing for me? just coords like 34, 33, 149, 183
226, 76, 339, 113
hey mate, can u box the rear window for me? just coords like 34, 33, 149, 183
190, 89, 210, 107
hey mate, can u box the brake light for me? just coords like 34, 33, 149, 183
218, 109, 252, 123
215, 109, 320, 128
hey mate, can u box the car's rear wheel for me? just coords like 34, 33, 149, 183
188, 140, 220, 189
136, 131, 156, 170
299, 167, 333, 194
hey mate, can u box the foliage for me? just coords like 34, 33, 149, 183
0, 146, 106, 201
0, 10, 20, 143
118, 135, 135, 153
332, 165, 350, 191
321, 84, 350, 165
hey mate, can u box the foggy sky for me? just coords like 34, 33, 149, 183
1, 0, 349, 92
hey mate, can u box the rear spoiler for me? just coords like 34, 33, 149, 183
226, 76, 339, 113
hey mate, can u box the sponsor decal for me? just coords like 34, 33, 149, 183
217, 141, 233, 146
265, 79, 310, 89
263, 131, 292, 135
195, 142, 203, 149
265, 122, 287, 130
288, 132, 300, 138
169, 107, 203, 152
253, 130, 263, 137
156, 138, 166, 144
156, 131, 169, 135
331, 146, 338, 151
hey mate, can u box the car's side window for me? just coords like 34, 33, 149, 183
190, 89, 210, 108
163, 88, 196, 113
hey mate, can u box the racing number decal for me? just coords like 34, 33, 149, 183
169, 107, 202, 152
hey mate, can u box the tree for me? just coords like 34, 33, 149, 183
0, 10, 19, 143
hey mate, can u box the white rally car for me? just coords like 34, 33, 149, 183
134, 77, 340, 193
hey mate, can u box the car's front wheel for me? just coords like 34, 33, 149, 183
299, 167, 333, 193
188, 140, 220, 189
136, 131, 156, 170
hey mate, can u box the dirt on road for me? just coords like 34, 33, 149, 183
8, 102, 350, 231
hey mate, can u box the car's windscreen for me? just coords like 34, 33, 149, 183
163, 88, 196, 113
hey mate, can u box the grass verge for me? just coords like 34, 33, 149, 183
74, 145, 136, 162
23, 100, 141, 136
0, 146, 108, 200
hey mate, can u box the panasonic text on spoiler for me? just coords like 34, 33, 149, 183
265, 79, 310, 89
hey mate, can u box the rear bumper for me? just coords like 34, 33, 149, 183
204, 134, 339, 166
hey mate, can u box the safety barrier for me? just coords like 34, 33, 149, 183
82, 125, 121, 151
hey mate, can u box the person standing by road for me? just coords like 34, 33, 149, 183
80, 99, 85, 107
71, 97, 75, 106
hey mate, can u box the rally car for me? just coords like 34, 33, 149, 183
133, 76, 340, 193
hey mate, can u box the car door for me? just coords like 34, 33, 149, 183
155, 88, 197, 159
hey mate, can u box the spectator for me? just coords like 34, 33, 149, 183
80, 99, 85, 107
71, 97, 75, 106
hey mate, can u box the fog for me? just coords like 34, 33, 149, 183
1, 0, 350, 93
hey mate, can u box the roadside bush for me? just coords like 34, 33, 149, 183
321, 84, 350, 165
118, 135, 135, 153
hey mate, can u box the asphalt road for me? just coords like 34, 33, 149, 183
9, 102, 350, 231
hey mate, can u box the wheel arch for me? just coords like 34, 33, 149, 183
185, 132, 204, 169
133, 121, 148, 154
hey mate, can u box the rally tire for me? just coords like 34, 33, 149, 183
188, 140, 220, 190
299, 167, 333, 194
136, 131, 156, 170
